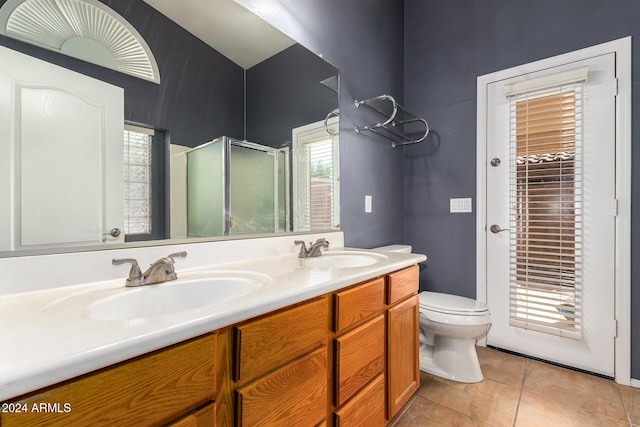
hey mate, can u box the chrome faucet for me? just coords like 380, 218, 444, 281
295, 238, 329, 258
112, 251, 187, 287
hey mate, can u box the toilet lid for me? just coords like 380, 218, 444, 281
419, 291, 489, 315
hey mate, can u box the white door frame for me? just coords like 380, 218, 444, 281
476, 37, 632, 385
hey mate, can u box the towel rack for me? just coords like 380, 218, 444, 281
354, 95, 429, 148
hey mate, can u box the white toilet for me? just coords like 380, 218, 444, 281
373, 244, 491, 383
418, 291, 491, 383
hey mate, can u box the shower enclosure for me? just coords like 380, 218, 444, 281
186, 136, 289, 237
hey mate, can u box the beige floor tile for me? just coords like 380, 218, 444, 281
618, 383, 640, 425
516, 391, 628, 427
477, 346, 528, 388
419, 374, 519, 427
523, 360, 627, 422
393, 396, 491, 427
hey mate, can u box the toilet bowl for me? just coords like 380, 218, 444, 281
418, 291, 491, 383
370, 245, 490, 382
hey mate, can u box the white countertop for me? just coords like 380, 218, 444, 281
0, 246, 426, 401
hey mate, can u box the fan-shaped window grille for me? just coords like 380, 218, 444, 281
0, 0, 160, 83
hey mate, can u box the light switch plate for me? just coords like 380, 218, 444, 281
450, 198, 472, 213
365, 195, 372, 213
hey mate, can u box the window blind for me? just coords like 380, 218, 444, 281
123, 125, 153, 235
507, 81, 583, 339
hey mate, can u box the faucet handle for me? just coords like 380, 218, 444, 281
162, 252, 187, 280
112, 258, 143, 286
167, 251, 187, 262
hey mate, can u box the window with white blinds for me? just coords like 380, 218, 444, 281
508, 79, 583, 339
123, 125, 153, 235
293, 119, 340, 231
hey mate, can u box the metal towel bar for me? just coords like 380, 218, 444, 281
354, 94, 429, 148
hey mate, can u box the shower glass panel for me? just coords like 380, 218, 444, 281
229, 143, 276, 235
185, 137, 288, 238
187, 139, 224, 237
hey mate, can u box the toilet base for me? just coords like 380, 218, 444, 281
419, 336, 484, 383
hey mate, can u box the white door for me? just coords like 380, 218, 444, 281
0, 46, 124, 251
485, 53, 616, 376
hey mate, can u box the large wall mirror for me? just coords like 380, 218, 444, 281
0, 0, 340, 257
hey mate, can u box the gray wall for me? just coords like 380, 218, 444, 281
238, 0, 406, 248
403, 0, 640, 378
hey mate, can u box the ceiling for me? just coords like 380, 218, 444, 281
142, 0, 295, 69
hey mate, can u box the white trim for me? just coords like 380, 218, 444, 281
476, 37, 632, 385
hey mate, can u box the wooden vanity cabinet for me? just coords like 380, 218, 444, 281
386, 266, 420, 421
2, 265, 420, 427
0, 333, 217, 427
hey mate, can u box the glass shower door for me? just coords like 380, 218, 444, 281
186, 138, 224, 237
228, 141, 279, 235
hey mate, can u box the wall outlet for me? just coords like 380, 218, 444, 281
365, 195, 372, 213
450, 197, 472, 213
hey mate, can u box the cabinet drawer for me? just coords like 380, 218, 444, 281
236, 347, 327, 427
334, 277, 384, 333
334, 374, 385, 427
387, 265, 419, 305
1, 334, 216, 427
235, 297, 328, 382
169, 402, 215, 427
334, 314, 385, 406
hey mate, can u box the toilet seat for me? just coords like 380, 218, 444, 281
419, 291, 489, 316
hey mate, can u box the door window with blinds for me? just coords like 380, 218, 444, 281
123, 124, 153, 235
292, 118, 340, 231
506, 68, 586, 339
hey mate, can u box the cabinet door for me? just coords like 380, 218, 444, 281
387, 294, 420, 420
236, 347, 327, 427
334, 315, 385, 406
334, 374, 385, 427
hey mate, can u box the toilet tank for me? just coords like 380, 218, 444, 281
372, 244, 412, 253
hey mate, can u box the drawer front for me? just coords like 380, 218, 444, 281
1, 334, 216, 427
236, 347, 327, 427
387, 265, 419, 305
334, 374, 385, 427
333, 277, 385, 333
235, 297, 328, 382
169, 402, 215, 427
334, 314, 385, 406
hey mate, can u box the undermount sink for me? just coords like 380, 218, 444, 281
44, 271, 270, 321
299, 251, 388, 269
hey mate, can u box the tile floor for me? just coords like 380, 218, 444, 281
393, 346, 640, 426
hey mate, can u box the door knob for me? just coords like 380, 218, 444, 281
490, 224, 510, 233
104, 228, 122, 237
490, 158, 501, 167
